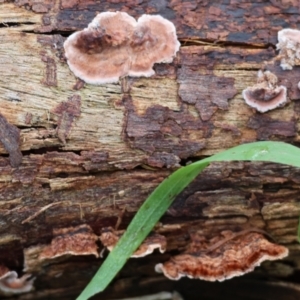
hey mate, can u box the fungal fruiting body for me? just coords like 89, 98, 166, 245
242, 70, 287, 113
38, 225, 99, 260
23, 225, 99, 273
64, 12, 180, 84
155, 231, 288, 282
129, 14, 180, 77
276, 28, 300, 70
64, 12, 136, 84
0, 266, 34, 295
99, 227, 167, 258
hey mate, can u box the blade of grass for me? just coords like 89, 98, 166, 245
298, 215, 300, 244
77, 141, 300, 300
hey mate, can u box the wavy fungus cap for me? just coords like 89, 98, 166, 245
64, 12, 180, 84
276, 28, 300, 70
99, 227, 166, 258
0, 266, 34, 295
242, 70, 287, 113
129, 14, 181, 77
64, 12, 136, 84
23, 225, 99, 273
155, 231, 288, 281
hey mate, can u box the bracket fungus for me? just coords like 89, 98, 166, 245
24, 224, 98, 272
0, 266, 34, 295
129, 14, 180, 77
64, 12, 180, 84
100, 227, 166, 258
242, 70, 287, 113
38, 225, 99, 259
155, 230, 288, 281
276, 28, 300, 70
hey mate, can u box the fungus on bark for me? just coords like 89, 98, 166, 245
64, 12, 180, 84
24, 224, 98, 272
99, 227, 166, 258
64, 11, 136, 84
276, 28, 300, 70
0, 266, 34, 295
39, 224, 99, 259
155, 230, 288, 281
129, 14, 180, 77
242, 70, 287, 112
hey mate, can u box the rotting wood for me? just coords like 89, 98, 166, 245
1, 1, 300, 299
0, 113, 22, 167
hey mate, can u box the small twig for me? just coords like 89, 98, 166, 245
78, 203, 84, 219
99, 247, 106, 258
180, 38, 224, 47
115, 206, 127, 230
22, 202, 62, 224
22, 201, 84, 224
4, 205, 24, 215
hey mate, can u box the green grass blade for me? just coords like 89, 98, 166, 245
76, 161, 210, 300
203, 141, 300, 166
298, 215, 300, 244
77, 141, 300, 300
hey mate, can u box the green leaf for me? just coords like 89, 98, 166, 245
77, 141, 300, 300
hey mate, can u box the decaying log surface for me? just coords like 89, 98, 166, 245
1, 1, 300, 299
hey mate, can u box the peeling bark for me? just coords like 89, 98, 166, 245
0, 113, 22, 167
51, 94, 81, 144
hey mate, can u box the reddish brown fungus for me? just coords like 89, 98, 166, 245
155, 231, 288, 281
100, 227, 166, 258
24, 224, 98, 272
39, 224, 99, 260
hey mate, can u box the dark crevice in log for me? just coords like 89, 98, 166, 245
180, 38, 277, 50
0, 22, 36, 28
21, 29, 71, 37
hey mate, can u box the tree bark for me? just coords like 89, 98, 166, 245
1, 1, 300, 299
